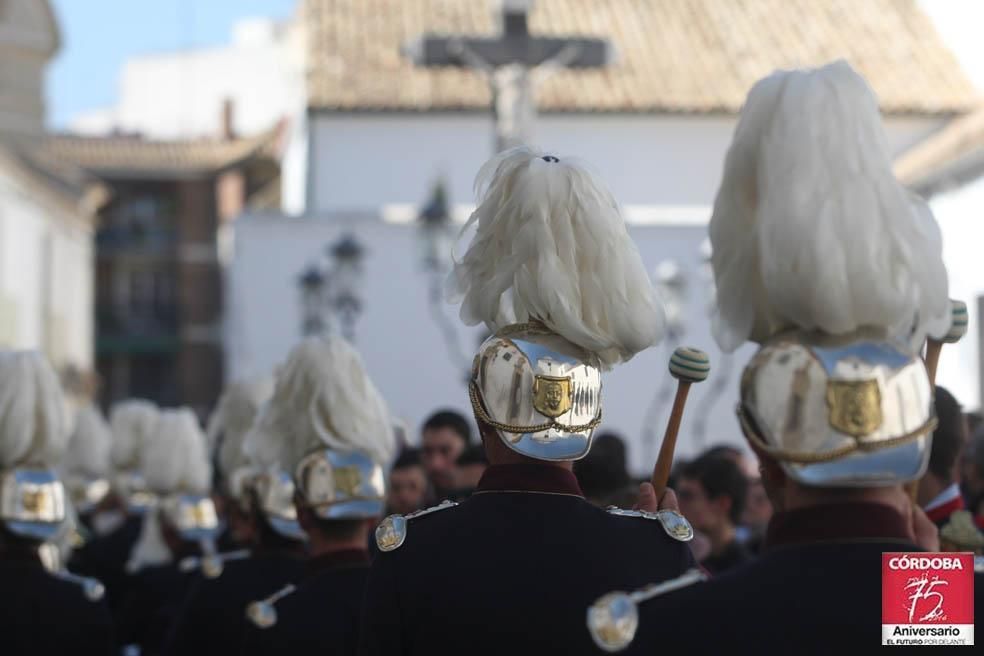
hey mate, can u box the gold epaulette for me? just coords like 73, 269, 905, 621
178, 548, 251, 578
588, 569, 707, 652
375, 499, 458, 552
245, 583, 298, 629
605, 506, 694, 542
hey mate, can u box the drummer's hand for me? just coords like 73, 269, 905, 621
634, 482, 680, 514
909, 501, 940, 552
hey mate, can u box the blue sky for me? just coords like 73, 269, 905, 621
46, 0, 297, 129
43, 0, 984, 131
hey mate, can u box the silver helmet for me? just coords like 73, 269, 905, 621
737, 332, 935, 487
245, 336, 395, 528
295, 449, 386, 520
0, 351, 71, 542
0, 468, 67, 542
247, 469, 305, 541
470, 323, 602, 461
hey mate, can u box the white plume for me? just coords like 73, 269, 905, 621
109, 399, 159, 472
447, 146, 665, 369
709, 60, 949, 352
63, 404, 112, 480
245, 335, 395, 473
206, 375, 274, 496
141, 408, 211, 495
0, 350, 69, 468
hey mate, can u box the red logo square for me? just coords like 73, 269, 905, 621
882, 552, 974, 646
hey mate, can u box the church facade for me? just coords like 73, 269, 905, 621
226, 0, 980, 465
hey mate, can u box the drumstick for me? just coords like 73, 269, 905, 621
650, 347, 710, 500
924, 300, 968, 385
911, 300, 968, 504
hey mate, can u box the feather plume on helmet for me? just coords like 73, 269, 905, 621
109, 399, 159, 473
141, 408, 211, 496
447, 146, 666, 370
62, 404, 113, 512
206, 376, 274, 498
717, 61, 949, 488
245, 335, 395, 475
709, 60, 949, 353
64, 405, 112, 481
127, 408, 214, 572
0, 350, 72, 543
0, 350, 70, 469
448, 147, 665, 461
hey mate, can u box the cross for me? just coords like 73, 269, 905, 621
405, 0, 614, 152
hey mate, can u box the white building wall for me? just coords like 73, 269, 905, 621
0, 170, 94, 371
308, 113, 943, 213
927, 177, 984, 411
229, 213, 755, 473
69, 18, 304, 140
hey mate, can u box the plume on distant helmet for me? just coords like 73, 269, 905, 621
447, 146, 665, 369
0, 350, 69, 468
64, 404, 112, 480
246, 335, 395, 474
206, 376, 274, 496
141, 408, 211, 495
709, 60, 949, 352
109, 399, 159, 472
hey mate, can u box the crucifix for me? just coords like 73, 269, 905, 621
405, 0, 614, 152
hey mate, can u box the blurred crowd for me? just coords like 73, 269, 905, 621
382, 383, 984, 577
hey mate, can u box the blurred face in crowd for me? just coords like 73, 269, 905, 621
741, 478, 773, 530
677, 476, 731, 534
388, 465, 428, 515
421, 428, 466, 491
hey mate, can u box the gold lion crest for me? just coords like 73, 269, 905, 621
825, 379, 883, 438
532, 375, 573, 419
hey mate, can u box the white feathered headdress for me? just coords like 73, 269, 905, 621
447, 146, 665, 369
245, 335, 395, 474
141, 408, 211, 495
109, 399, 159, 472
127, 408, 211, 572
709, 60, 949, 352
0, 350, 70, 469
206, 376, 274, 496
63, 404, 113, 480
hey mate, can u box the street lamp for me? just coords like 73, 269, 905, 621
653, 259, 688, 341
419, 181, 452, 272
327, 234, 365, 342
298, 265, 327, 337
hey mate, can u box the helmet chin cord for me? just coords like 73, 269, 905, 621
468, 382, 602, 435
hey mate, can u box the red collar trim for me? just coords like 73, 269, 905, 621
476, 464, 584, 497
765, 502, 911, 548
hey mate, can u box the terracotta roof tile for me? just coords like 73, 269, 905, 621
37, 124, 283, 177
895, 106, 984, 191
305, 0, 979, 114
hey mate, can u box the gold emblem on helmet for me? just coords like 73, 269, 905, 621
333, 466, 363, 497
532, 375, 573, 418
825, 379, 883, 438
